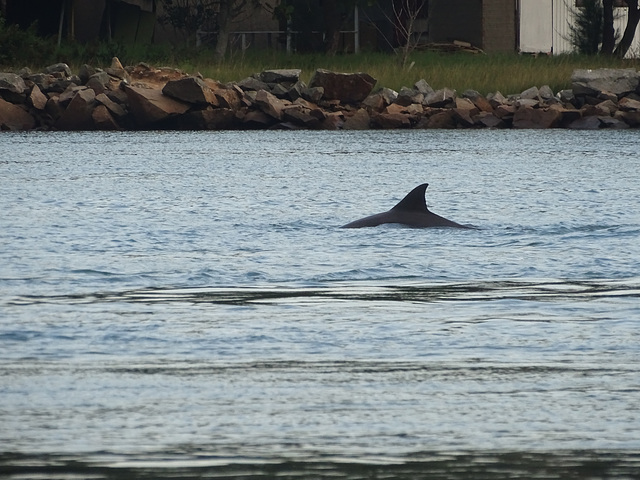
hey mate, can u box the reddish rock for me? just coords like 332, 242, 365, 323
28, 84, 48, 110
513, 106, 562, 129
124, 85, 190, 127
463, 91, 493, 112
55, 88, 96, 130
494, 104, 516, 119
619, 97, 640, 111
424, 109, 457, 129
614, 110, 640, 126
373, 112, 412, 129
282, 105, 321, 128
0, 98, 36, 130
320, 111, 345, 129
255, 89, 289, 119
453, 106, 479, 127
241, 109, 277, 128
343, 108, 370, 130
162, 76, 218, 106
425, 88, 455, 107
568, 115, 603, 129
95, 93, 127, 118
309, 69, 376, 104
92, 104, 120, 130
475, 111, 507, 128
205, 81, 241, 110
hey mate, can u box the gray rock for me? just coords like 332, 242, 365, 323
0, 73, 27, 102
238, 76, 270, 92
571, 68, 640, 97
520, 86, 540, 100
425, 88, 456, 107
414, 79, 434, 95
309, 69, 376, 103
45, 63, 72, 78
396, 86, 423, 106
162, 76, 218, 106
258, 69, 301, 84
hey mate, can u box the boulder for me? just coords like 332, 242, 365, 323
106, 57, 128, 81
237, 76, 270, 92
373, 112, 412, 128
0, 98, 36, 130
599, 116, 629, 129
78, 64, 97, 84
92, 104, 120, 130
309, 69, 376, 103
414, 79, 434, 96
462, 90, 493, 112
85, 71, 111, 94
28, 84, 48, 110
539, 85, 556, 102
453, 98, 479, 126
424, 109, 456, 129
487, 91, 508, 108
571, 68, 640, 97
520, 86, 540, 101
0, 72, 28, 102
396, 86, 423, 106
95, 93, 127, 118
58, 85, 85, 106
475, 111, 507, 128
258, 69, 301, 84
425, 88, 456, 107
124, 85, 190, 127
282, 105, 322, 128
162, 76, 218, 106
320, 111, 345, 129
300, 85, 324, 103
204, 80, 241, 110
343, 108, 371, 130
254, 89, 289, 119
513, 105, 562, 129
241, 109, 277, 129
55, 88, 96, 130
567, 115, 603, 129
619, 96, 640, 111
44, 63, 72, 78
614, 109, 640, 126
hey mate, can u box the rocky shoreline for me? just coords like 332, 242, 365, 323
1, 57, 640, 131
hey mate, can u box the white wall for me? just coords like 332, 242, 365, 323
519, 0, 640, 57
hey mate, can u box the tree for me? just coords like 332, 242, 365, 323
614, 0, 640, 57
569, 0, 603, 54
365, 0, 427, 67
158, 0, 267, 60
601, 0, 615, 54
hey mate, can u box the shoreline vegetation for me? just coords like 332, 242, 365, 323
3, 49, 640, 94
1, 51, 640, 131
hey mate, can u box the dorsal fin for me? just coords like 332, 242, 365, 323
391, 183, 429, 212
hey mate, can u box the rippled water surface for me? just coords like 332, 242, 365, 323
1, 130, 640, 478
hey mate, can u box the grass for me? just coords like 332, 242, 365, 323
3, 33, 639, 96
137, 48, 640, 96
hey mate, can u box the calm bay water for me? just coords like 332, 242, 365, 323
1, 130, 640, 478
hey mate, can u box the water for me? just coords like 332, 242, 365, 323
1, 130, 640, 479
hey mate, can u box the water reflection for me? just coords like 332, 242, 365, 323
2, 450, 640, 479
9, 279, 640, 307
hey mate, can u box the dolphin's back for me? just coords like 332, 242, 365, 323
341, 183, 472, 229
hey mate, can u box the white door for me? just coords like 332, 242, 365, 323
519, 0, 553, 54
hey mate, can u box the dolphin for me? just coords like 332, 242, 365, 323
341, 183, 471, 229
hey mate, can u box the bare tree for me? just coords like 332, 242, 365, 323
159, 0, 266, 59
366, 0, 428, 68
601, 0, 616, 54
614, 0, 640, 57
